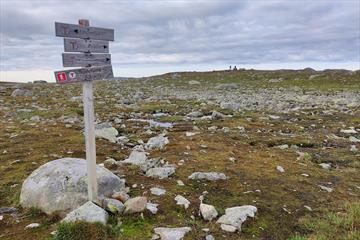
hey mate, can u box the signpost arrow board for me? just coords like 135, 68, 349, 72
64, 38, 109, 53
62, 53, 111, 67
54, 65, 113, 84
55, 22, 114, 41
54, 19, 115, 202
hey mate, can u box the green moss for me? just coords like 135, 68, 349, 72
52, 221, 109, 240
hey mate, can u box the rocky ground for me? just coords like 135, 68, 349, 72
0, 69, 359, 240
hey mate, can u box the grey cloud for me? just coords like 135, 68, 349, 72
0, 0, 359, 72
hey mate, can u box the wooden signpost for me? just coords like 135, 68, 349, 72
54, 19, 114, 201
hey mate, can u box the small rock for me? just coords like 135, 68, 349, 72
304, 205, 312, 211
122, 146, 148, 166
103, 198, 124, 214
30, 115, 40, 122
350, 145, 358, 152
205, 235, 215, 240
150, 187, 166, 196
185, 132, 198, 137
186, 111, 203, 118
319, 163, 331, 170
319, 185, 333, 192
340, 128, 357, 134
177, 180, 185, 186
211, 111, 227, 120
220, 224, 237, 232
103, 158, 119, 169
188, 172, 227, 181
124, 197, 147, 214
154, 227, 191, 240
146, 167, 175, 179
276, 144, 289, 150
188, 80, 200, 85
0, 207, 18, 214
25, 223, 40, 229
11, 89, 32, 97
349, 136, 360, 143
95, 123, 118, 143
217, 205, 257, 232
146, 135, 169, 150
175, 195, 190, 209
111, 191, 130, 203
62, 201, 108, 225
276, 166, 285, 173
200, 203, 218, 221
146, 202, 159, 214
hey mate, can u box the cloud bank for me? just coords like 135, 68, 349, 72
0, 0, 359, 81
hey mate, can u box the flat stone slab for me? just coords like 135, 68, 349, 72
62, 201, 108, 225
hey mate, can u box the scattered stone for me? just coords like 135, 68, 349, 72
188, 172, 227, 181
269, 115, 280, 120
11, 89, 32, 97
62, 201, 108, 224
200, 203, 218, 221
186, 111, 203, 118
205, 235, 215, 240
150, 187, 166, 196
217, 205, 257, 232
276, 166, 285, 173
111, 191, 130, 203
146, 202, 159, 214
319, 163, 331, 170
154, 227, 191, 240
25, 223, 40, 229
0, 215, 3, 221
122, 146, 148, 166
146, 135, 169, 150
185, 132, 198, 137
20, 158, 125, 215
350, 145, 358, 152
304, 205, 312, 211
215, 83, 238, 90
177, 180, 185, 186
0, 207, 18, 214
124, 197, 147, 214
211, 111, 227, 120
103, 198, 124, 214
30, 115, 40, 121
95, 123, 118, 143
340, 128, 357, 134
175, 195, 190, 209
349, 136, 360, 143
146, 166, 175, 179
276, 144, 289, 150
188, 80, 200, 85
103, 158, 119, 169
319, 185, 333, 192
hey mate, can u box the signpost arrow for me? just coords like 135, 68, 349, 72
54, 65, 114, 84
64, 38, 109, 53
54, 19, 115, 202
62, 53, 111, 67
55, 22, 114, 41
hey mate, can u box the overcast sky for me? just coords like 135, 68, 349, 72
0, 0, 359, 82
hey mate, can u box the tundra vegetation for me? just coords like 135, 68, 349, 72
0, 69, 359, 239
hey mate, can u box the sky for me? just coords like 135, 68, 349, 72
0, 0, 359, 82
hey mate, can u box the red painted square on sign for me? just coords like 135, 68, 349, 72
56, 72, 67, 82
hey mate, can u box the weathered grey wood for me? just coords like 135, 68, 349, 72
55, 22, 114, 41
82, 80, 98, 201
54, 65, 114, 84
62, 53, 111, 67
64, 38, 109, 53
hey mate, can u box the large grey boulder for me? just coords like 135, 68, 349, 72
62, 201, 108, 224
20, 158, 126, 215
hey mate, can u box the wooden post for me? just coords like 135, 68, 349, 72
80, 19, 98, 201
